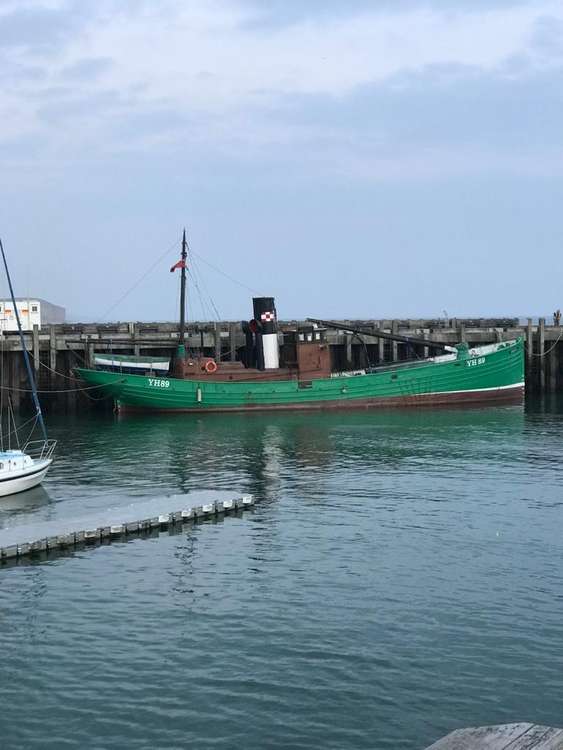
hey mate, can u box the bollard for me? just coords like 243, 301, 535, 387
46, 536, 60, 551
58, 533, 76, 547
202, 502, 216, 517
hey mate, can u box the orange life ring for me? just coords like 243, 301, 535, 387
205, 359, 218, 374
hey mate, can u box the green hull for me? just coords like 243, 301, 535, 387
77, 338, 525, 413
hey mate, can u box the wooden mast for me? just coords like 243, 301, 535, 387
177, 228, 188, 356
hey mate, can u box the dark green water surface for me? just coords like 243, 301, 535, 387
1, 400, 563, 749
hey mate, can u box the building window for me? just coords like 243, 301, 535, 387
31, 305, 38, 313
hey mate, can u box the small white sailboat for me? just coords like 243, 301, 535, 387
0, 238, 56, 497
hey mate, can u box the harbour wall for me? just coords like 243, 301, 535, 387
2, 317, 558, 412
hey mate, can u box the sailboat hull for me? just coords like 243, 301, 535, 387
0, 459, 52, 497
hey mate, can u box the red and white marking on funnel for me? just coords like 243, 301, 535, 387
261, 311, 275, 322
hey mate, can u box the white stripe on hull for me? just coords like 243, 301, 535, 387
433, 381, 525, 396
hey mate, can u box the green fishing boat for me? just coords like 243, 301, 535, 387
76, 232, 525, 413
77, 338, 523, 413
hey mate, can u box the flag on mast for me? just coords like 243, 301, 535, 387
170, 259, 186, 273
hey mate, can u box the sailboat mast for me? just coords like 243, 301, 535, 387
178, 229, 188, 350
0, 238, 48, 442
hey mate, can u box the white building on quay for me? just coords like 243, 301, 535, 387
0, 298, 65, 332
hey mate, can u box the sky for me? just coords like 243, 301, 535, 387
1, 0, 563, 322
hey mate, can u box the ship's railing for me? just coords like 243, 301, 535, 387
22, 439, 57, 461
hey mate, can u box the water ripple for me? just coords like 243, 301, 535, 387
1, 403, 563, 749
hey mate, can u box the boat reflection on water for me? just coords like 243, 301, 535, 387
0, 483, 52, 516
105, 405, 526, 500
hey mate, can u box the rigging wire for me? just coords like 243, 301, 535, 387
24, 414, 39, 445
188, 248, 261, 295
0, 411, 39, 444
187, 268, 213, 322
183, 236, 217, 322
98, 235, 182, 322
189, 253, 221, 320
93, 229, 254, 325
185, 238, 220, 319
7, 395, 18, 449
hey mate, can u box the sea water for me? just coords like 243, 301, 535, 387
1, 400, 562, 749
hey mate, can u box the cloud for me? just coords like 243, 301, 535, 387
61, 56, 113, 81
1, 0, 563, 182
52, 1, 563, 106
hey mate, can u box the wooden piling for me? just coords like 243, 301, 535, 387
214, 322, 221, 362
87, 337, 94, 369
526, 318, 533, 380
229, 322, 237, 362
538, 317, 546, 392
345, 334, 352, 366
133, 323, 140, 356
391, 321, 398, 361
550, 340, 558, 392
459, 322, 466, 343
49, 326, 56, 376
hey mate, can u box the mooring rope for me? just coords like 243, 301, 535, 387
525, 328, 563, 357
17, 352, 125, 400
0, 379, 126, 394
31, 354, 85, 382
